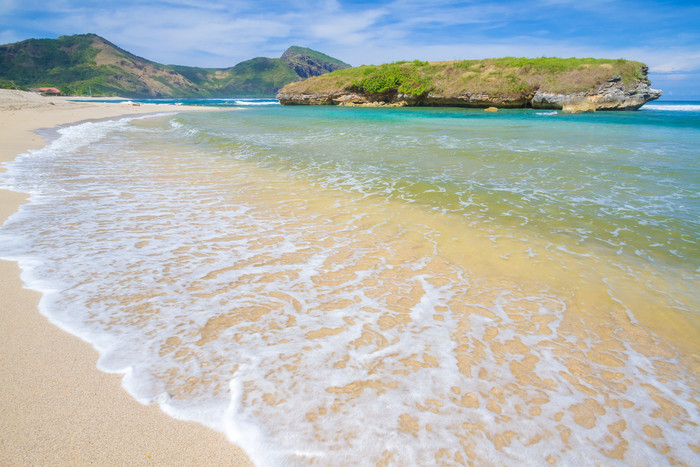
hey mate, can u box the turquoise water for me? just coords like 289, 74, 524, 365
1, 101, 698, 465
184, 103, 700, 268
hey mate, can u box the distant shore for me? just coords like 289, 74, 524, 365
0, 90, 252, 465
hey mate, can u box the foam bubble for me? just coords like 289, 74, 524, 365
1, 111, 698, 466
644, 104, 700, 111
232, 99, 280, 106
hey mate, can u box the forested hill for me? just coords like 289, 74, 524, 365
0, 33, 350, 97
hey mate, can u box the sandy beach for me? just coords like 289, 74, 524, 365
0, 90, 252, 465
2, 89, 698, 466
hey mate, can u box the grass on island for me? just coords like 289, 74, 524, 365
281, 57, 648, 97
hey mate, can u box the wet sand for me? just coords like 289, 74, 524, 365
0, 90, 253, 465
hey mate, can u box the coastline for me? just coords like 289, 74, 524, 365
0, 90, 253, 465
2, 91, 697, 464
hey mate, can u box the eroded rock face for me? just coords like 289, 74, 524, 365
283, 56, 345, 79
278, 68, 662, 111
275, 92, 337, 105
532, 79, 663, 112
280, 47, 350, 79
421, 92, 533, 108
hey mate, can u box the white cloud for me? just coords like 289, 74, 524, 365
385, 0, 510, 27
654, 73, 693, 81
327, 35, 700, 80
3, 0, 700, 84
27, 2, 293, 66
646, 52, 700, 73
307, 8, 389, 45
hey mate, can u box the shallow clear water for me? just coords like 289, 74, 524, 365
1, 102, 698, 465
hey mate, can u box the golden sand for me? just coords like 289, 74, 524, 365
0, 90, 252, 465
2, 90, 698, 465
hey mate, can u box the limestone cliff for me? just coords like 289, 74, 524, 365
530, 73, 662, 112
277, 58, 662, 112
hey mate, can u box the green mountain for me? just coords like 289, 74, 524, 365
0, 33, 350, 97
281, 46, 350, 78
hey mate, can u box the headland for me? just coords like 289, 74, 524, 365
277, 57, 662, 112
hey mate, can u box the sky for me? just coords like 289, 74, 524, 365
2, 0, 699, 99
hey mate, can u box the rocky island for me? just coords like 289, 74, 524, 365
277, 57, 662, 112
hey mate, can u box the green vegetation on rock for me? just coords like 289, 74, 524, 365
350, 64, 432, 96
281, 56, 649, 98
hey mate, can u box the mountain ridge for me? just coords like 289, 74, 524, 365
0, 33, 350, 97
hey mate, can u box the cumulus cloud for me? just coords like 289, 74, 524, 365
307, 8, 388, 45
648, 52, 700, 73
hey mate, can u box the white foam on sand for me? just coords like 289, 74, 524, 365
1, 114, 698, 466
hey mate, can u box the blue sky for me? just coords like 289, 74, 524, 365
2, 0, 699, 98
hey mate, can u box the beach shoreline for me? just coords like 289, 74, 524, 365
2, 90, 698, 465
0, 90, 253, 465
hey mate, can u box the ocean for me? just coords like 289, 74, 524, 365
1, 100, 698, 465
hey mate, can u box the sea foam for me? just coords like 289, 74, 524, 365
1, 109, 698, 466
644, 103, 700, 111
